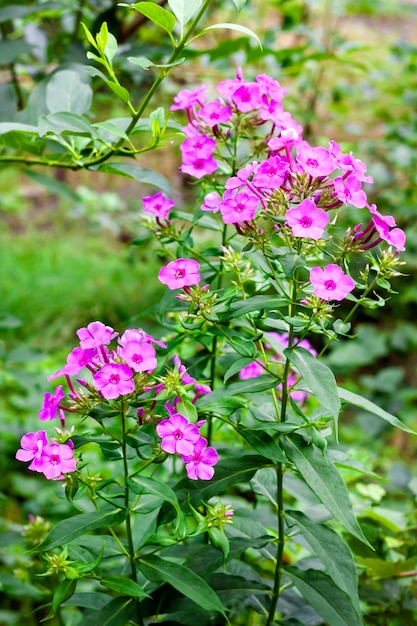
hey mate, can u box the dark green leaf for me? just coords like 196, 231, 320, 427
217, 294, 286, 320
36, 508, 127, 552
196, 376, 279, 411
234, 425, 287, 463
0, 39, 32, 65
223, 357, 254, 383
338, 386, 416, 434
52, 578, 77, 614
285, 566, 364, 626
100, 575, 149, 598
80, 596, 135, 626
24, 170, 80, 201
97, 161, 171, 195
137, 554, 225, 614
128, 475, 181, 519
283, 436, 371, 546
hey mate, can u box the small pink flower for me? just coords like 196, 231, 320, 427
231, 83, 262, 113
180, 154, 218, 179
201, 191, 222, 213
180, 135, 216, 158
333, 175, 367, 208
142, 192, 175, 220
16, 430, 48, 471
181, 437, 219, 480
252, 156, 288, 189
310, 264, 355, 301
120, 341, 157, 373
94, 363, 134, 399
170, 85, 207, 111
156, 413, 200, 456
199, 101, 232, 127
296, 144, 335, 177
220, 192, 259, 224
286, 199, 329, 240
173, 354, 197, 385
77, 321, 118, 349
39, 386, 65, 421
48, 347, 96, 380
118, 328, 167, 349
239, 361, 264, 380
38, 442, 77, 480
158, 258, 201, 290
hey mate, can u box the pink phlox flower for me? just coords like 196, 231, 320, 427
369, 205, 406, 252
38, 442, 77, 480
286, 199, 329, 240
173, 354, 197, 385
119, 328, 167, 350
310, 264, 355, 301
48, 347, 96, 380
120, 341, 157, 373
158, 258, 201, 290
182, 122, 201, 138
258, 96, 285, 123
142, 192, 175, 220
268, 128, 300, 152
164, 397, 180, 415
199, 101, 232, 127
239, 360, 264, 379
332, 147, 373, 183
39, 385, 65, 421
77, 321, 118, 349
156, 413, 200, 456
201, 191, 222, 213
217, 76, 245, 101
225, 162, 258, 191
296, 144, 336, 177
180, 154, 218, 179
192, 383, 212, 403
333, 174, 368, 208
93, 362, 134, 400
256, 74, 288, 101
181, 436, 219, 480
180, 135, 216, 159
170, 85, 208, 111
16, 430, 48, 471
231, 82, 262, 113
220, 192, 259, 224
252, 156, 288, 189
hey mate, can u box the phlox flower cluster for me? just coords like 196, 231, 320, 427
239, 332, 317, 403
16, 321, 218, 482
166, 69, 405, 305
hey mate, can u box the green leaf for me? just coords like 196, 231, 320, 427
106, 81, 130, 104
79, 596, 135, 626
196, 376, 279, 411
234, 425, 287, 463
131, 2, 176, 35
199, 23, 262, 49
128, 475, 181, 520
24, 170, 80, 201
52, 578, 77, 614
287, 510, 362, 617
97, 161, 171, 195
100, 575, 149, 598
216, 294, 286, 320
285, 346, 340, 436
38, 112, 97, 138
0, 39, 32, 65
230, 0, 248, 10
127, 55, 186, 69
338, 386, 416, 434
285, 566, 364, 626
167, 0, 203, 28
223, 357, 254, 383
137, 554, 226, 614
0, 122, 38, 135
283, 436, 371, 546
46, 70, 92, 115
36, 508, 127, 552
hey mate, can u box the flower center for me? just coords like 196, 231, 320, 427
175, 269, 185, 279
324, 280, 336, 291
110, 375, 120, 384
301, 218, 312, 228
307, 158, 318, 168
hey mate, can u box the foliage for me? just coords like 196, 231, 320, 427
1, 1, 417, 626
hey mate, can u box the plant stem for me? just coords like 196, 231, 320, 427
266, 279, 297, 626
121, 402, 144, 626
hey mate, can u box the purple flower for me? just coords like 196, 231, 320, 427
48, 347, 96, 380
16, 430, 48, 471
77, 321, 118, 349
239, 361, 264, 380
173, 355, 197, 385
170, 85, 208, 111
180, 154, 218, 179
119, 328, 167, 349
256, 74, 287, 101
181, 135, 216, 159
142, 192, 175, 220
310, 264, 355, 301
369, 205, 406, 252
181, 437, 219, 480
286, 199, 329, 240
158, 258, 201, 290
156, 413, 200, 456
252, 156, 288, 189
39, 385, 65, 421
231, 83, 262, 113
201, 191, 222, 213
38, 442, 77, 480
220, 192, 259, 224
120, 341, 157, 373
199, 101, 232, 127
333, 175, 368, 208
296, 144, 335, 177
93, 363, 134, 399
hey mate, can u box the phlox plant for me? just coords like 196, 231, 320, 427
13, 9, 413, 626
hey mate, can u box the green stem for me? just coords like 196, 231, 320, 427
121, 402, 144, 626
266, 278, 297, 626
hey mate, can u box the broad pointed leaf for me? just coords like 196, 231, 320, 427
100, 575, 149, 598
235, 424, 287, 463
128, 474, 181, 520
283, 436, 371, 546
137, 554, 225, 614
97, 161, 171, 195
79, 596, 135, 626
46, 70, 92, 115
36, 508, 127, 552
285, 566, 364, 626
131, 2, 176, 34
167, 0, 203, 28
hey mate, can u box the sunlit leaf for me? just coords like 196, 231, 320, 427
199, 23, 262, 49
131, 2, 176, 35
167, 0, 203, 28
